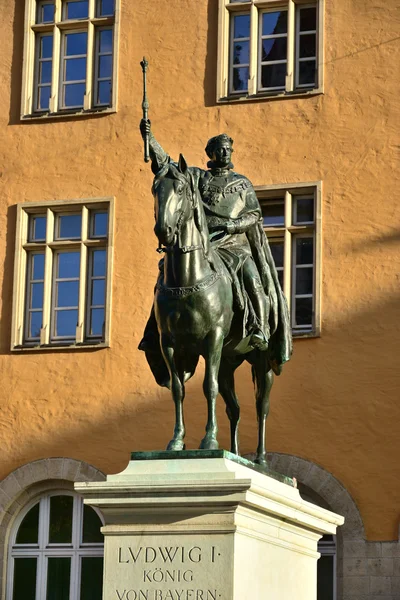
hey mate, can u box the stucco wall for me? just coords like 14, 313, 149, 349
0, 0, 399, 541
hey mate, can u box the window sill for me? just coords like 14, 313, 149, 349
293, 330, 320, 340
11, 342, 110, 352
20, 107, 116, 121
217, 88, 323, 104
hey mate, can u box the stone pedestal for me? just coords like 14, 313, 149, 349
75, 451, 344, 600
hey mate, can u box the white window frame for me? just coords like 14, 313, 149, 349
217, 0, 324, 102
256, 181, 322, 337
7, 491, 104, 600
21, 0, 120, 119
11, 197, 114, 351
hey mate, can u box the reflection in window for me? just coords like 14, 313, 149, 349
9, 492, 104, 600
230, 14, 250, 93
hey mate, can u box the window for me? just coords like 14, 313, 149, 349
217, 0, 323, 101
21, 0, 119, 118
7, 492, 104, 600
256, 182, 321, 336
11, 198, 114, 350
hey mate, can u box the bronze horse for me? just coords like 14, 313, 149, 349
148, 155, 284, 465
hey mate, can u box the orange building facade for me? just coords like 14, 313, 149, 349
0, 0, 399, 599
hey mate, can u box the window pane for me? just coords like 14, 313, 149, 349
39, 86, 51, 110
99, 55, 112, 78
233, 41, 249, 65
91, 279, 105, 306
262, 11, 287, 35
98, 0, 114, 16
270, 242, 284, 268
66, 32, 87, 56
82, 505, 103, 542
92, 250, 106, 277
99, 29, 112, 53
16, 503, 39, 544
64, 83, 86, 107
57, 281, 79, 307
58, 252, 80, 278
31, 283, 44, 309
233, 14, 250, 39
92, 212, 108, 237
299, 34, 316, 58
296, 238, 313, 264
65, 57, 87, 81
81, 557, 103, 600
97, 80, 111, 104
41, 35, 53, 59
57, 215, 82, 239
40, 61, 52, 84
30, 216, 47, 241
296, 267, 313, 295
300, 7, 317, 32
32, 254, 45, 280
65, 0, 89, 19
55, 310, 78, 337
299, 60, 316, 85
49, 495, 73, 543
277, 269, 283, 289
37, 2, 55, 23
317, 555, 334, 600
29, 312, 42, 338
295, 197, 314, 223
232, 67, 249, 91
46, 557, 71, 600
90, 308, 104, 336
295, 297, 313, 325
261, 63, 286, 88
262, 38, 287, 62
262, 202, 284, 226
13, 558, 37, 600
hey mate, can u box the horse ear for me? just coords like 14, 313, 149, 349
178, 154, 188, 174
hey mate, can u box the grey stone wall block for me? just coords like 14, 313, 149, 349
344, 558, 368, 576
369, 576, 392, 595
47, 458, 65, 478
61, 459, 81, 481
391, 576, 400, 596
393, 558, 400, 577
368, 559, 394, 577
342, 576, 369, 596
382, 542, 400, 558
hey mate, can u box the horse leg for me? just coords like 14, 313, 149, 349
219, 359, 240, 456
199, 328, 224, 450
251, 354, 274, 466
160, 335, 186, 451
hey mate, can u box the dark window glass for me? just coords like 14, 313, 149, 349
90, 308, 104, 336
16, 503, 40, 544
261, 63, 286, 88
58, 252, 80, 278
262, 37, 287, 62
31, 283, 44, 309
65, 0, 88, 19
232, 67, 249, 91
66, 32, 87, 56
296, 267, 313, 295
64, 83, 86, 107
233, 14, 250, 39
97, 81, 111, 104
38, 3, 55, 23
46, 557, 71, 600
32, 254, 45, 279
30, 216, 47, 241
29, 312, 42, 338
296, 238, 313, 264
300, 7, 317, 32
270, 243, 284, 268
317, 555, 334, 600
65, 57, 87, 81
40, 61, 52, 84
262, 202, 284, 226
82, 505, 103, 543
295, 297, 313, 325
80, 557, 103, 600
41, 35, 53, 59
91, 280, 105, 306
299, 60, 316, 85
55, 310, 78, 337
295, 197, 314, 223
57, 281, 79, 307
233, 41, 249, 65
299, 34, 316, 58
13, 558, 37, 600
39, 87, 51, 110
92, 249, 106, 277
91, 212, 108, 237
99, 55, 112, 78
99, 29, 112, 53
57, 215, 82, 239
277, 269, 283, 288
262, 11, 287, 35
49, 496, 73, 543
98, 0, 114, 16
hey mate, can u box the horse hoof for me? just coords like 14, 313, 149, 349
199, 437, 219, 450
166, 440, 185, 451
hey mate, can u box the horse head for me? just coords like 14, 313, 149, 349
152, 154, 194, 248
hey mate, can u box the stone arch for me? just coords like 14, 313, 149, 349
0, 458, 105, 599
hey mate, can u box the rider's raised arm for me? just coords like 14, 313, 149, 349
140, 119, 172, 173
227, 187, 261, 234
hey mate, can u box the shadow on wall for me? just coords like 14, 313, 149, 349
203, 0, 218, 108
8, 0, 24, 126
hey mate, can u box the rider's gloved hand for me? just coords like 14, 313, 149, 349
140, 118, 151, 140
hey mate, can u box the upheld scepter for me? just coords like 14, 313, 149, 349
140, 56, 150, 163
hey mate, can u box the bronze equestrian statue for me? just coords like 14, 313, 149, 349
139, 120, 292, 466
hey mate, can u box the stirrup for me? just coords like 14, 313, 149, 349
250, 331, 269, 351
